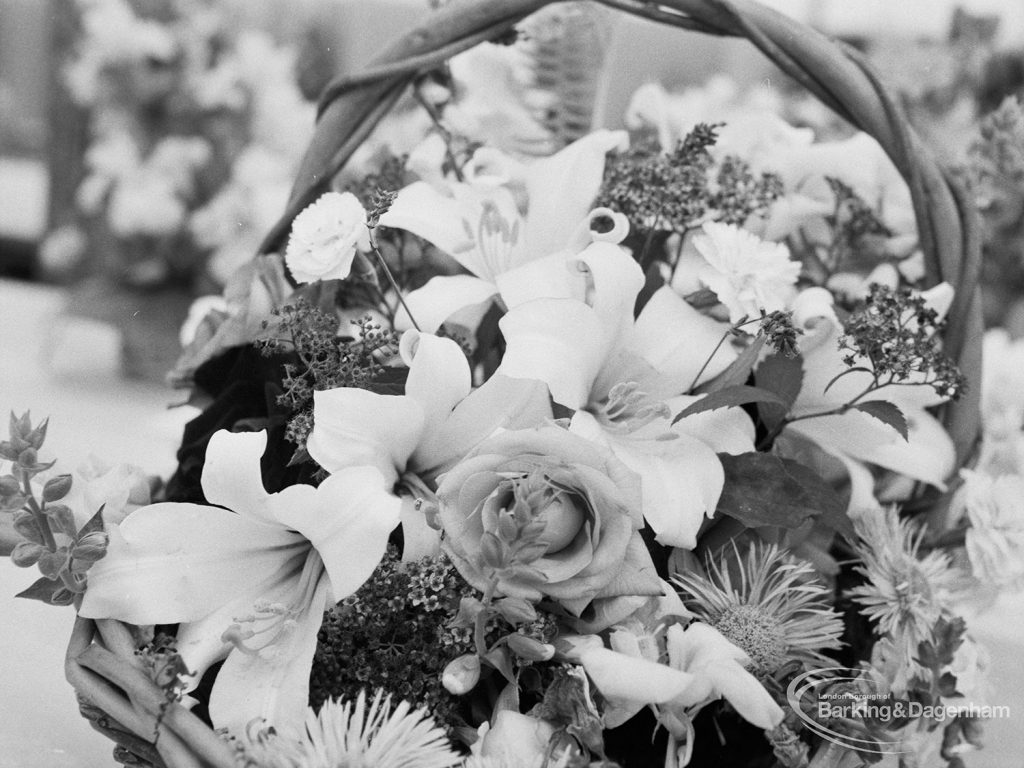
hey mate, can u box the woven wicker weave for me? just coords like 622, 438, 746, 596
67, 2, 984, 766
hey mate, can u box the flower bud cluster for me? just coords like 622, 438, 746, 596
2, 412, 109, 606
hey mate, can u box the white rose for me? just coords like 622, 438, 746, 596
284, 191, 370, 284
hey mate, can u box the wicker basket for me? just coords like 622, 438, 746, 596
65, 1, 984, 766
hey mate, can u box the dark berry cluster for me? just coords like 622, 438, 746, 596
839, 283, 966, 399
309, 549, 480, 733
257, 301, 398, 456
596, 124, 781, 237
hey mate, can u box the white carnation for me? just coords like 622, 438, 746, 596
953, 470, 1024, 592
284, 192, 370, 284
692, 222, 800, 322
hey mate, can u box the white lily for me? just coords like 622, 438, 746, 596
494, 234, 754, 549
579, 622, 783, 767
779, 286, 957, 513
307, 330, 552, 558
379, 129, 628, 333
79, 429, 400, 736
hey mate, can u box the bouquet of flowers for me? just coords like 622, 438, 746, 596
2, 1, 997, 767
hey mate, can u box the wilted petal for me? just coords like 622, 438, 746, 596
80, 502, 307, 625
628, 287, 736, 394
522, 129, 628, 258
396, 274, 497, 334
307, 388, 425, 483
498, 298, 609, 410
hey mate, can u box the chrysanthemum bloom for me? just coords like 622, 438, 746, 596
232, 689, 460, 768
284, 191, 370, 284
846, 506, 962, 685
672, 543, 844, 677
691, 221, 800, 323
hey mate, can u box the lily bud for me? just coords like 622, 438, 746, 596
42, 474, 73, 502
441, 653, 481, 695
505, 634, 555, 662
494, 597, 537, 625
71, 531, 109, 562
10, 541, 45, 567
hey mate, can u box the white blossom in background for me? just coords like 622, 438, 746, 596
952, 470, 1024, 592
691, 221, 800, 322
285, 192, 371, 284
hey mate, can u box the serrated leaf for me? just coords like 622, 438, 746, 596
716, 452, 852, 537
672, 385, 788, 425
850, 400, 909, 440
698, 335, 765, 394
755, 353, 804, 431
15, 575, 64, 604
937, 672, 962, 698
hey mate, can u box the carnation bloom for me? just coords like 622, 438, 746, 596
692, 222, 800, 323
673, 543, 844, 677
436, 424, 661, 627
234, 690, 460, 768
778, 286, 957, 514
378, 129, 628, 333
494, 236, 754, 549
577, 621, 784, 764
284, 191, 370, 284
80, 430, 401, 735
950, 469, 1024, 592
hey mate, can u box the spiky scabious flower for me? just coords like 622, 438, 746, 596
846, 506, 961, 665
231, 690, 460, 768
672, 543, 844, 678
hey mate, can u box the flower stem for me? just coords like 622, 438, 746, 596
367, 228, 421, 332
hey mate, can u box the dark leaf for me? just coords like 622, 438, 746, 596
716, 452, 853, 538
937, 672, 962, 699
77, 505, 106, 538
15, 575, 65, 604
849, 401, 909, 440
755, 353, 804, 431
672, 385, 787, 425
698, 335, 765, 394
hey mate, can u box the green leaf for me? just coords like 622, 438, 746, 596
15, 575, 65, 605
77, 505, 105, 538
698, 335, 765, 394
849, 400, 909, 440
755, 353, 804, 431
716, 452, 853, 538
672, 385, 788, 425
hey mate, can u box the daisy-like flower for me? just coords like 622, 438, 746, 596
284, 191, 370, 284
692, 222, 800, 323
846, 506, 960, 667
672, 543, 844, 677
233, 690, 460, 768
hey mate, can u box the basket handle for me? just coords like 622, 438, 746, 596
258, 0, 982, 465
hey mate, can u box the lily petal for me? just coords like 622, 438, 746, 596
80, 502, 307, 625
493, 250, 574, 310
207, 555, 331, 735
498, 298, 609, 410
400, 495, 441, 562
201, 430, 275, 523
580, 646, 697, 705
378, 181, 479, 272
570, 242, 646, 353
401, 330, 472, 440
522, 129, 628, 258
396, 275, 497, 335
307, 388, 425, 483
628, 287, 736, 394
272, 466, 401, 599
666, 395, 755, 455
